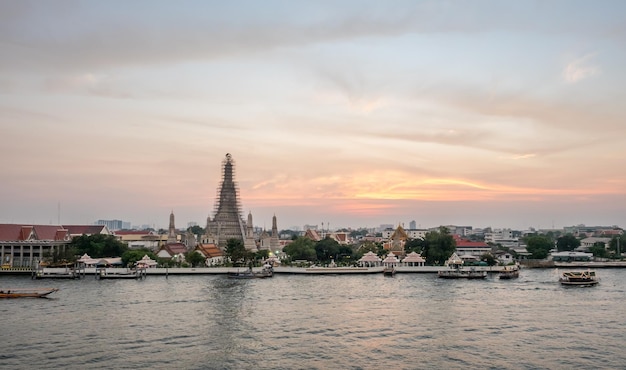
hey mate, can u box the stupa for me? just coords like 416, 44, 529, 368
206, 153, 248, 249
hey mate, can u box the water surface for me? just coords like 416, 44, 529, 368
1, 269, 625, 369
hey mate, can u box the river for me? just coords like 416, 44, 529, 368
1, 268, 625, 369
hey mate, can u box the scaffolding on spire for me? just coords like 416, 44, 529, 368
207, 153, 247, 248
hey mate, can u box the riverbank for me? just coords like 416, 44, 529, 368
2, 261, 624, 277
2, 265, 503, 276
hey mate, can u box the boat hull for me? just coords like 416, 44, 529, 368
438, 268, 487, 279
0, 288, 59, 298
559, 271, 599, 286
228, 272, 273, 279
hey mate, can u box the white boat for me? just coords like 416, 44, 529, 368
228, 265, 273, 279
438, 252, 486, 279
559, 270, 599, 286
438, 267, 487, 279
499, 265, 520, 279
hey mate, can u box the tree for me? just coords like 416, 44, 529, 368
525, 235, 553, 259
589, 242, 608, 258
187, 225, 205, 236
225, 238, 248, 266
556, 234, 580, 251
315, 237, 341, 263
355, 241, 382, 259
283, 237, 317, 261
404, 238, 425, 254
337, 245, 354, 265
122, 249, 158, 267
43, 245, 77, 265
255, 249, 270, 261
421, 227, 456, 265
608, 235, 626, 258
186, 251, 207, 267
69, 234, 128, 258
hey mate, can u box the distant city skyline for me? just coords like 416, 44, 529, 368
2, 1, 625, 231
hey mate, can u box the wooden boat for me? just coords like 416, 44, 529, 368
228, 266, 273, 279
499, 266, 520, 279
559, 270, 599, 286
0, 288, 59, 298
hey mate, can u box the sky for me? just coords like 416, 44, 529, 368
2, 0, 626, 231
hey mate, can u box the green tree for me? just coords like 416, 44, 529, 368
43, 245, 78, 265
121, 249, 158, 267
255, 249, 270, 261
589, 242, 608, 258
315, 237, 341, 263
225, 238, 248, 266
186, 251, 207, 267
283, 237, 317, 261
608, 235, 626, 258
525, 235, 553, 259
556, 234, 580, 251
355, 241, 382, 259
421, 227, 456, 265
337, 245, 354, 265
69, 234, 128, 258
404, 238, 425, 254
187, 225, 205, 236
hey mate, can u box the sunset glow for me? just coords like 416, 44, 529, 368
1, 1, 625, 230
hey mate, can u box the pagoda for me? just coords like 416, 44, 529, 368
206, 153, 248, 249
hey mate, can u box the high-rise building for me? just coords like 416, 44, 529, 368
206, 153, 247, 248
95, 219, 124, 231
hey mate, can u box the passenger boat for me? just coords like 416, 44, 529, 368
438, 252, 487, 279
0, 288, 59, 298
35, 269, 80, 279
559, 270, 599, 286
228, 265, 273, 279
438, 267, 487, 279
499, 265, 520, 279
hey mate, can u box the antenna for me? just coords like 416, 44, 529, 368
57, 202, 61, 225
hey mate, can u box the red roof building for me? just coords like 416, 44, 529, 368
0, 223, 73, 268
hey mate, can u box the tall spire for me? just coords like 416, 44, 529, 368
271, 214, 278, 237
207, 153, 247, 248
167, 210, 177, 244
270, 214, 280, 251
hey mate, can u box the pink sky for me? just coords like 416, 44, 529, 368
1, 1, 625, 230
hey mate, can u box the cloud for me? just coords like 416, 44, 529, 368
562, 54, 601, 83
43, 73, 132, 98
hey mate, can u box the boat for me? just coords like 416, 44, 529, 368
34, 269, 80, 279
438, 267, 487, 279
0, 288, 59, 298
96, 268, 146, 280
228, 265, 273, 279
383, 267, 396, 276
438, 252, 487, 279
559, 270, 599, 286
499, 265, 520, 279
